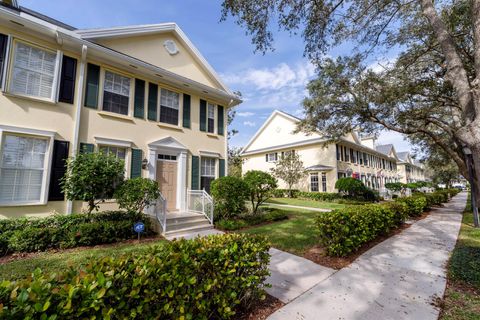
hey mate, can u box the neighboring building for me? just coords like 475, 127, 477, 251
0, 2, 241, 220
241, 110, 401, 193
396, 152, 426, 183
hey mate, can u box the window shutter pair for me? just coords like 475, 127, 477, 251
199, 99, 207, 132
219, 159, 226, 177
148, 83, 158, 121
134, 79, 145, 118
48, 140, 70, 201
84, 63, 100, 108
79, 143, 94, 153
58, 56, 77, 104
183, 93, 191, 128
217, 105, 224, 136
130, 149, 143, 178
191, 155, 200, 190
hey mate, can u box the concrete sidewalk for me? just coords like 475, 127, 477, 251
268, 192, 467, 320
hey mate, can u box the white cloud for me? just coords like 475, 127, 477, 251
222, 61, 315, 91
243, 121, 256, 127
367, 57, 398, 73
237, 111, 255, 117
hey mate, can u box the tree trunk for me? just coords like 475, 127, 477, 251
468, 146, 480, 227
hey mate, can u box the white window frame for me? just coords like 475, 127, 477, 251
321, 172, 327, 192
99, 145, 127, 161
266, 152, 278, 163
159, 87, 181, 126
7, 39, 62, 103
207, 102, 215, 134
201, 157, 216, 178
100, 68, 133, 116
310, 173, 319, 192
0, 125, 55, 206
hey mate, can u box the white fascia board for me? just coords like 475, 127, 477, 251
241, 110, 299, 154
94, 136, 133, 148
76, 23, 234, 96
241, 137, 327, 157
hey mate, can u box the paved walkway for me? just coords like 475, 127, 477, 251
265, 203, 332, 212
268, 192, 467, 320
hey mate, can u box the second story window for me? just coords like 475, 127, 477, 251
10, 41, 59, 100
160, 88, 180, 125
207, 103, 215, 133
103, 70, 130, 115
266, 152, 278, 162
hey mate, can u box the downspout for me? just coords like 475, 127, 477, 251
225, 98, 234, 176
66, 44, 88, 214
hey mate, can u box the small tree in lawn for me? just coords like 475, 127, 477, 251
270, 152, 306, 198
114, 178, 160, 213
243, 170, 277, 214
335, 177, 365, 198
62, 152, 125, 213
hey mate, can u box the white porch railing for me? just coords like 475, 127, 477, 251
152, 192, 167, 234
186, 189, 214, 224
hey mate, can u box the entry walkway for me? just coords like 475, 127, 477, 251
268, 192, 467, 320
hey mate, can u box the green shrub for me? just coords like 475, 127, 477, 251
395, 196, 427, 216
272, 189, 300, 198
244, 170, 278, 214
297, 191, 342, 201
211, 176, 249, 219
216, 208, 289, 231
335, 177, 365, 197
0, 234, 270, 320
0, 211, 155, 254
114, 178, 160, 213
316, 203, 405, 256
62, 152, 125, 213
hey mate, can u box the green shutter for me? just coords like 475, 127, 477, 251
84, 63, 100, 108
131, 149, 143, 178
148, 83, 158, 121
217, 105, 225, 136
191, 155, 200, 190
79, 143, 94, 154
134, 79, 145, 118
219, 159, 226, 177
182, 93, 191, 128
199, 99, 207, 132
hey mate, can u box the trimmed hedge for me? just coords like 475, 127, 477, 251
0, 234, 270, 319
297, 191, 342, 201
271, 189, 300, 198
317, 190, 456, 257
216, 208, 288, 231
0, 211, 155, 255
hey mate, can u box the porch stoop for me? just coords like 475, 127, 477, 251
164, 212, 213, 239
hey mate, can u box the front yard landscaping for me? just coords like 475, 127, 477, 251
265, 197, 348, 210
440, 195, 480, 320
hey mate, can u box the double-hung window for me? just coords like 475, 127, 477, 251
321, 173, 327, 192
99, 145, 126, 161
103, 70, 130, 115
0, 133, 49, 204
310, 173, 319, 192
207, 103, 215, 133
200, 157, 216, 193
10, 41, 60, 100
266, 152, 277, 162
160, 88, 180, 125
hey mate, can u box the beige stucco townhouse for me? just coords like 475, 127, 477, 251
241, 110, 404, 193
396, 152, 426, 183
0, 1, 241, 231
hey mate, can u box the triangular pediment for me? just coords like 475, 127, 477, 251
149, 136, 187, 150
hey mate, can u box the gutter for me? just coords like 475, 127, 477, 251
66, 44, 87, 215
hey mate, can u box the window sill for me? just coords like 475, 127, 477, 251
157, 123, 184, 132
3, 91, 56, 105
98, 111, 135, 122
206, 133, 220, 139
0, 201, 47, 207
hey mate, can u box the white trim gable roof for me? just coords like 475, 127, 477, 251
76, 23, 232, 95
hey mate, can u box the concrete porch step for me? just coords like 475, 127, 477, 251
166, 214, 208, 225
165, 224, 214, 239
166, 219, 212, 232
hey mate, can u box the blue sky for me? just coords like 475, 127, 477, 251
21, 0, 412, 152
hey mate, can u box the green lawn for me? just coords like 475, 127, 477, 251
265, 197, 348, 210
441, 195, 480, 320
240, 207, 320, 255
0, 238, 166, 281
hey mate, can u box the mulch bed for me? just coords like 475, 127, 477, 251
303, 210, 431, 269
236, 294, 284, 320
0, 236, 163, 265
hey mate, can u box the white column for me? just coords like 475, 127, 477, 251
177, 151, 188, 211
148, 148, 157, 180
